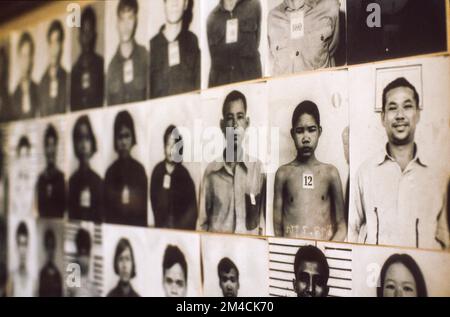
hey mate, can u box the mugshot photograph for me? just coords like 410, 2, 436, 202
346, 0, 448, 65
9, 30, 40, 121
268, 70, 348, 241
352, 244, 450, 296
348, 56, 450, 250
201, 234, 269, 297
203, 0, 267, 88
105, 0, 149, 106
37, 220, 64, 297
36, 18, 70, 117
148, 0, 201, 99
198, 84, 268, 235
104, 108, 148, 227
68, 114, 104, 223
267, 0, 346, 77
0, 38, 10, 123
148, 95, 200, 230
70, 3, 105, 111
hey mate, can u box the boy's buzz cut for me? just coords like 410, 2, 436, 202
291, 101, 321, 128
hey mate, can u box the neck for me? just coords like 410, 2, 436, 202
223, 0, 238, 11
120, 40, 134, 59
163, 21, 182, 42
388, 141, 415, 167
79, 161, 90, 171
165, 160, 176, 173
296, 152, 317, 165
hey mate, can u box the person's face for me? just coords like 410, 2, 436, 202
291, 113, 321, 160
17, 234, 28, 266
382, 263, 418, 297
221, 99, 249, 149
117, 247, 133, 282
117, 8, 137, 43
80, 19, 95, 52
45, 136, 57, 166
382, 87, 420, 146
48, 30, 62, 67
19, 41, 33, 79
116, 126, 133, 158
164, 0, 187, 24
76, 124, 93, 164
164, 135, 177, 163
286, 0, 305, 10
294, 261, 328, 297
163, 263, 187, 297
219, 269, 239, 297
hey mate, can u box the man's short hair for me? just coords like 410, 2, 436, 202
81, 6, 97, 30
73, 115, 97, 160
382, 77, 420, 112
163, 245, 187, 280
113, 110, 137, 152
16, 135, 31, 156
292, 101, 321, 128
217, 257, 239, 279
18, 32, 34, 55
113, 238, 136, 278
377, 253, 427, 297
44, 124, 58, 147
117, 0, 139, 15
16, 221, 28, 244
44, 229, 56, 251
222, 90, 247, 117
75, 228, 91, 256
47, 19, 65, 43
293, 245, 329, 282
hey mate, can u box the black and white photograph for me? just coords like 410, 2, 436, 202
201, 234, 269, 297
70, 2, 105, 111
34, 16, 71, 117
267, 70, 349, 241
66, 111, 105, 223
105, 0, 149, 106
198, 82, 268, 236
346, 0, 448, 65
147, 93, 201, 230
267, 0, 347, 77
64, 221, 102, 297
348, 56, 450, 250
201, 0, 268, 88
103, 104, 149, 227
0, 36, 10, 123
352, 244, 450, 296
146, 229, 202, 297
148, 0, 201, 99
36, 219, 64, 297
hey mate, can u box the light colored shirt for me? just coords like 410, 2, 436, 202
268, 0, 340, 75
198, 156, 266, 235
350, 145, 449, 250
12, 269, 35, 297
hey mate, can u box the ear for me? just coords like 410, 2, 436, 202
319, 126, 322, 136
380, 111, 386, 127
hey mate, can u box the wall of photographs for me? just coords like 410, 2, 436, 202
0, 0, 449, 297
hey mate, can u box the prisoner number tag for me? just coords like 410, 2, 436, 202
250, 193, 256, 205
168, 41, 180, 67
302, 173, 314, 189
122, 185, 130, 205
123, 59, 134, 84
163, 174, 171, 190
82, 72, 91, 90
80, 188, 91, 208
50, 80, 58, 98
226, 18, 239, 44
290, 11, 305, 39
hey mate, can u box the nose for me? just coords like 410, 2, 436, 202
308, 276, 313, 293
394, 287, 403, 297
395, 107, 406, 119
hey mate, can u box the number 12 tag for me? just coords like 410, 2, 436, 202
302, 173, 314, 189
226, 18, 239, 44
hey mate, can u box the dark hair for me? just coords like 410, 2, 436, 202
382, 77, 420, 112
16, 221, 28, 244
18, 32, 34, 55
222, 90, 247, 118
293, 245, 329, 282
16, 136, 31, 156
163, 245, 187, 280
291, 101, 321, 128
73, 115, 97, 160
75, 228, 91, 256
117, 0, 138, 15
44, 124, 58, 147
217, 257, 239, 279
81, 6, 97, 30
47, 19, 65, 43
113, 110, 137, 152
163, 124, 183, 158
377, 253, 427, 297
113, 238, 136, 278
44, 229, 56, 251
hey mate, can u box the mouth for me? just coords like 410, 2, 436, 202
393, 123, 409, 131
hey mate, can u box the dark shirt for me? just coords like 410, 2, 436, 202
106, 41, 148, 106
107, 281, 140, 297
36, 167, 66, 219
39, 66, 68, 116
38, 262, 63, 297
0, 86, 10, 123
207, 0, 262, 87
150, 162, 197, 230
71, 52, 104, 111
11, 80, 39, 120
149, 27, 200, 99
68, 167, 103, 223
104, 157, 148, 227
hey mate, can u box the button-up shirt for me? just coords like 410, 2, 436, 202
11, 80, 39, 121
350, 145, 449, 250
207, 0, 262, 88
198, 156, 266, 235
268, 0, 339, 76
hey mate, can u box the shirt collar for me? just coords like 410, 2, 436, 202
283, 0, 316, 12
209, 150, 251, 175
219, 0, 244, 13
377, 143, 428, 167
